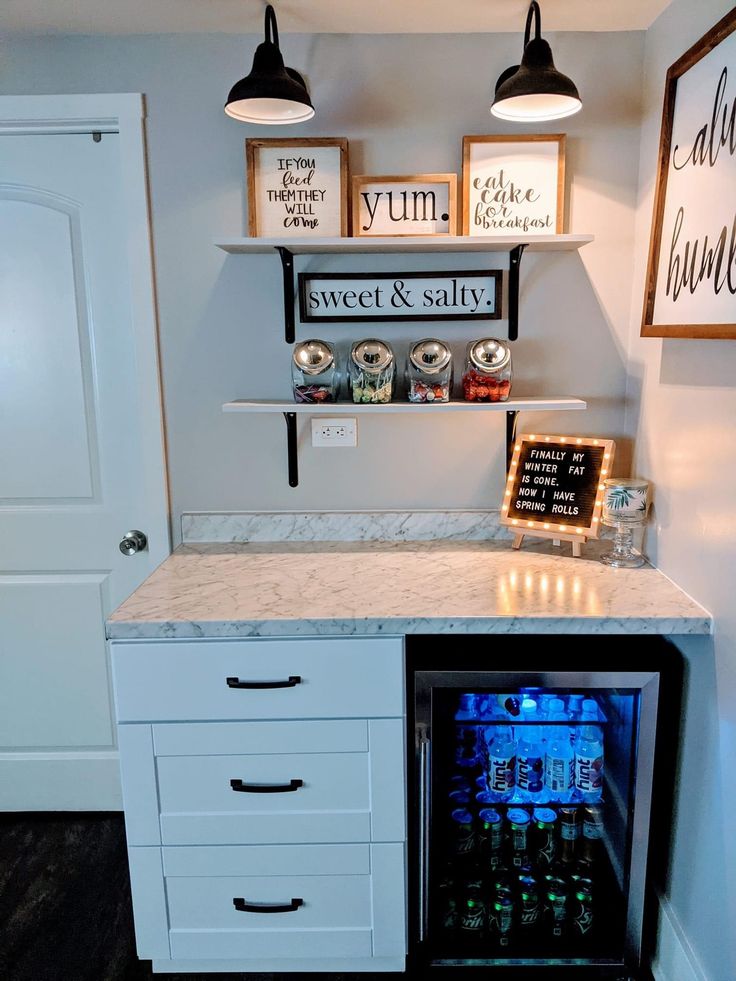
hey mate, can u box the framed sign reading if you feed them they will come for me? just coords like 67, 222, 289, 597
462, 135, 566, 236
642, 8, 736, 339
246, 137, 349, 238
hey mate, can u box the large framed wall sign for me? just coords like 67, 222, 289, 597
352, 174, 457, 236
246, 137, 349, 237
298, 270, 502, 323
462, 135, 566, 236
642, 9, 736, 339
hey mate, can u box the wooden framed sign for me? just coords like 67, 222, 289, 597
642, 9, 736, 339
501, 434, 615, 557
352, 174, 457, 236
298, 270, 502, 323
246, 137, 349, 237
462, 135, 566, 236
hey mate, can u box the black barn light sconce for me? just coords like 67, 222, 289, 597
491, 1, 581, 122
225, 4, 314, 124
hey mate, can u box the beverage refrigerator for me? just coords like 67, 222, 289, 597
407, 636, 677, 980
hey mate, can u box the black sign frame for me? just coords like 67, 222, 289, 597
501, 434, 616, 540
298, 269, 503, 324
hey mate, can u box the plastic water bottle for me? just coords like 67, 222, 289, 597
486, 725, 517, 802
516, 698, 545, 804
567, 694, 585, 745
455, 694, 479, 769
538, 693, 556, 719
544, 698, 574, 803
574, 699, 604, 802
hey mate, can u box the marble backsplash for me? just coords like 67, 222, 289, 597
181, 510, 513, 543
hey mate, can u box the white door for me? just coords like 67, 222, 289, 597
0, 111, 169, 808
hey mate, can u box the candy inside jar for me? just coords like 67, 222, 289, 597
349, 339, 395, 404
292, 340, 338, 403
462, 338, 512, 403
407, 339, 452, 403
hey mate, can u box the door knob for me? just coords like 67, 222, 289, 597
119, 530, 148, 555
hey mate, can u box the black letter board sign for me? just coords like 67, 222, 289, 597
501, 434, 615, 556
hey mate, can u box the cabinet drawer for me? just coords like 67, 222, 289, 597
112, 637, 403, 722
168, 873, 372, 961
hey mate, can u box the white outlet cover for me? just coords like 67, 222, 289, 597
311, 417, 358, 448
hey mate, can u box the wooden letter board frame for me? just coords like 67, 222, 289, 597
501, 434, 615, 557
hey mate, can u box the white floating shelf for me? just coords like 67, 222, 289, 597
223, 397, 587, 414
215, 234, 594, 255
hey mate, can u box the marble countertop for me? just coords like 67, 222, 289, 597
107, 539, 711, 639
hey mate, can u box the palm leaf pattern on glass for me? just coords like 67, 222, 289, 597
606, 487, 635, 509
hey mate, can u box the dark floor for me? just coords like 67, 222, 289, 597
0, 813, 401, 981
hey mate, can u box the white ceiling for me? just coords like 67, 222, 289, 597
1, 0, 674, 36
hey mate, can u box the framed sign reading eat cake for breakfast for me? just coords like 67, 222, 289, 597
642, 8, 736, 339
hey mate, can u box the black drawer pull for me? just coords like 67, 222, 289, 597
233, 897, 303, 914
226, 675, 301, 689
230, 778, 303, 794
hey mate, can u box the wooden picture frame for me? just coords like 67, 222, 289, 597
351, 174, 457, 237
246, 137, 349, 238
462, 135, 566, 236
500, 434, 615, 557
641, 8, 736, 339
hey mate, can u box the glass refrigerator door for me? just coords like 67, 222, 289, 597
415, 670, 659, 972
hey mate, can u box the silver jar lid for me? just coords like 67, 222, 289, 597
409, 338, 452, 374
468, 338, 511, 373
293, 339, 335, 376
350, 339, 394, 374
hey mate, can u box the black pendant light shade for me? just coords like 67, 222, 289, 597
225, 5, 314, 124
491, 2, 581, 122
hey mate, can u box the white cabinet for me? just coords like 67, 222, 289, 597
111, 636, 407, 974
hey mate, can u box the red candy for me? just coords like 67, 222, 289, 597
462, 369, 511, 402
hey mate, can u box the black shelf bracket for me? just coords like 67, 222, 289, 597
275, 246, 296, 344
506, 410, 519, 472
283, 412, 298, 487
508, 244, 527, 342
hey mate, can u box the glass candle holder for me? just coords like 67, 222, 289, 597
599, 478, 650, 569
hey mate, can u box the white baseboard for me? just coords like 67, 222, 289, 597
651, 891, 707, 981
0, 751, 122, 810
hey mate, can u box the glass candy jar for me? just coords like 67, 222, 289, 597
349, 339, 395, 404
292, 339, 338, 403
462, 338, 512, 402
407, 339, 452, 403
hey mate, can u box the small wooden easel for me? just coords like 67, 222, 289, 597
512, 528, 587, 558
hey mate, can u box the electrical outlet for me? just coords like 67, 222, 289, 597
311, 417, 358, 448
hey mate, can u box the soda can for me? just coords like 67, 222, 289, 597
478, 808, 504, 870
459, 877, 487, 937
489, 890, 514, 947
581, 806, 604, 864
449, 774, 472, 795
518, 873, 541, 932
543, 876, 568, 939
570, 878, 594, 940
532, 807, 559, 868
507, 808, 531, 868
451, 807, 475, 859
449, 788, 472, 808
559, 807, 580, 865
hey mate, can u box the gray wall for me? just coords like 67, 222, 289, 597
625, 1, 736, 978
0, 31, 644, 537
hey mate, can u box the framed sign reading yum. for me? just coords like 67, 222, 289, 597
642, 8, 736, 339
351, 174, 457, 237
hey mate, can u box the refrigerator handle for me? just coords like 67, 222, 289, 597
418, 726, 431, 942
